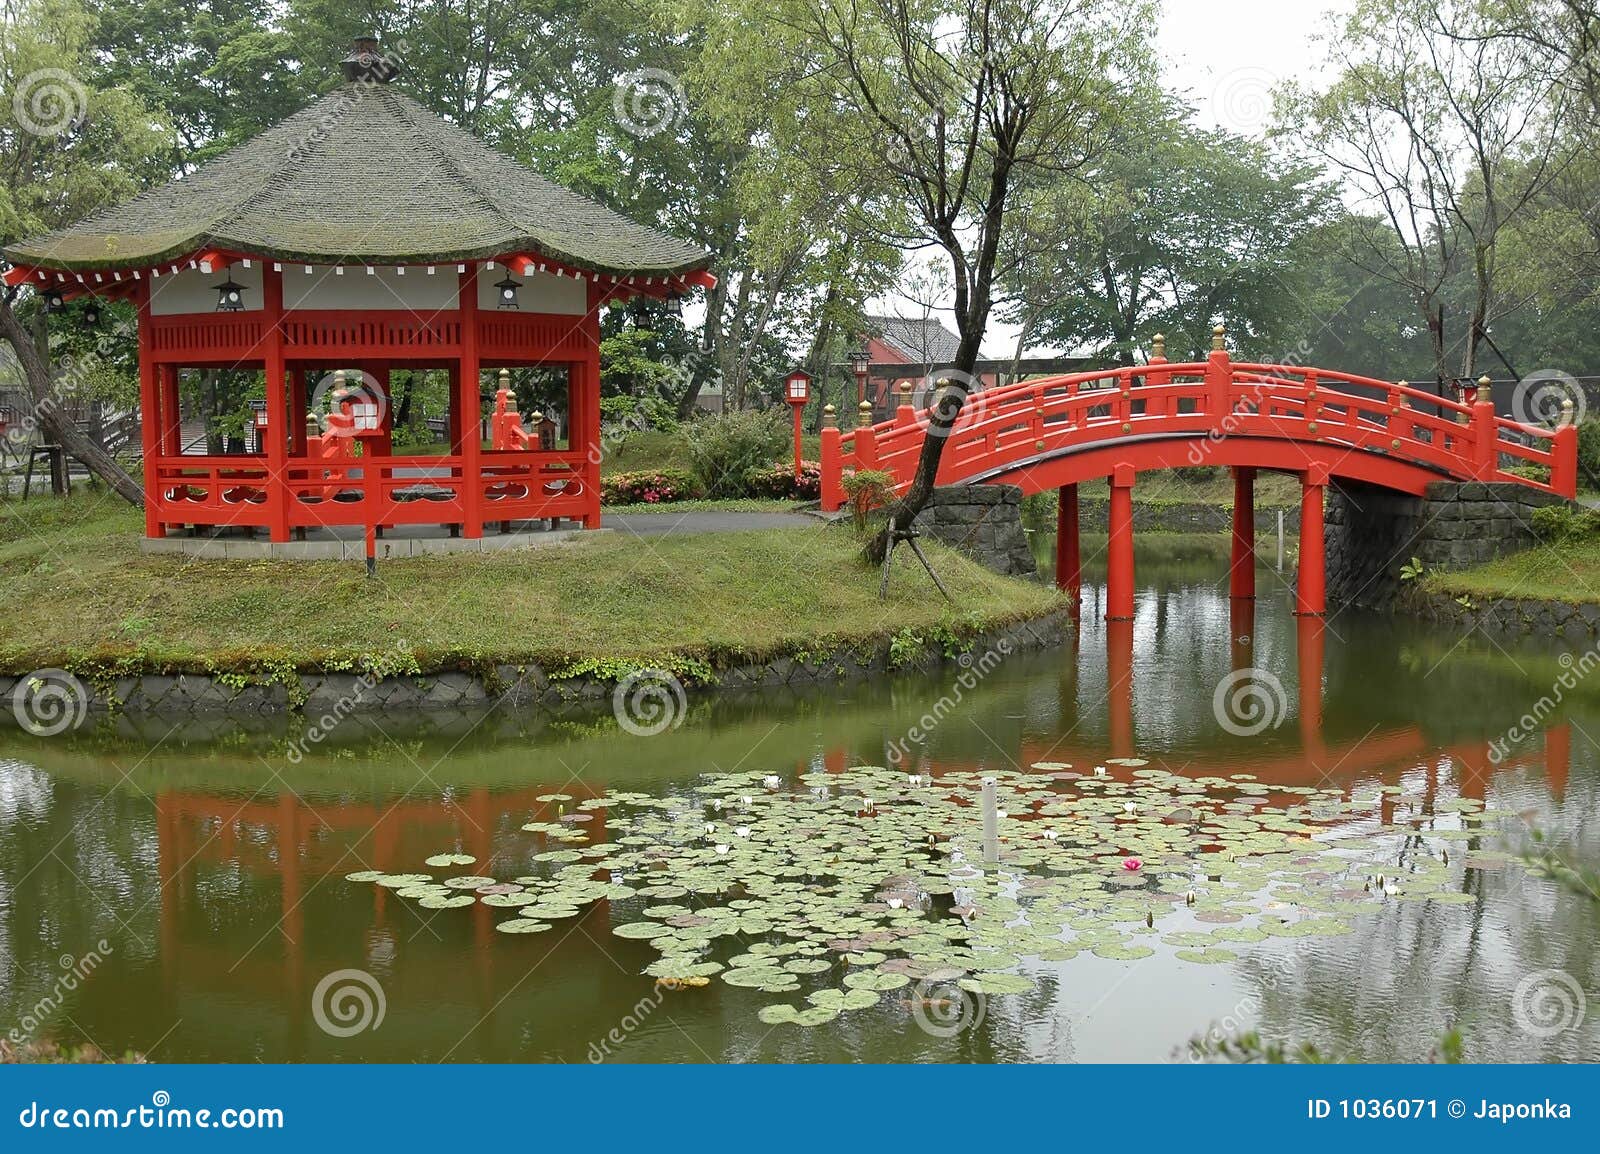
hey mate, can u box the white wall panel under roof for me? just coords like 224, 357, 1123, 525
476, 268, 586, 315
283, 265, 459, 312
148, 262, 264, 315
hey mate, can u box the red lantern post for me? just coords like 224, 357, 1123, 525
785, 368, 811, 478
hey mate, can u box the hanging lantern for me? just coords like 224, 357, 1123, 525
42, 288, 65, 314
82, 299, 101, 327
214, 271, 247, 312
494, 274, 522, 310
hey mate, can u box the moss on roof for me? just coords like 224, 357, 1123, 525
5, 83, 710, 277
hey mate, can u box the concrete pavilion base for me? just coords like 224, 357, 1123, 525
139, 522, 609, 561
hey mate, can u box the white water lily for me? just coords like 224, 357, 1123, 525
1123, 802, 1137, 814
715, 844, 730, 855
1042, 829, 1060, 841
762, 775, 782, 789
703, 822, 716, 834
887, 897, 905, 909
1093, 766, 1108, 777
740, 795, 753, 807
908, 774, 924, 787
734, 826, 751, 838
1382, 881, 1399, 896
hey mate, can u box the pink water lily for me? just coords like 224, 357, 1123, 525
1122, 857, 1142, 871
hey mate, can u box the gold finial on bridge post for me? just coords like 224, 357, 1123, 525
857, 399, 874, 428
1211, 323, 1226, 353
1561, 397, 1576, 427
1151, 332, 1166, 360
822, 403, 837, 429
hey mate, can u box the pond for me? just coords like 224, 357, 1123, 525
2, 536, 1597, 1063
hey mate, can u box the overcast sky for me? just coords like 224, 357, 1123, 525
874, 0, 1356, 357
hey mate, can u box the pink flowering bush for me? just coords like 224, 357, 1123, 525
743, 461, 822, 500
601, 469, 703, 506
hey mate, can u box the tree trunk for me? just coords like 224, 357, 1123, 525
0, 294, 144, 506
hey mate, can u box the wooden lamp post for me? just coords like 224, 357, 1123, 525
784, 367, 811, 478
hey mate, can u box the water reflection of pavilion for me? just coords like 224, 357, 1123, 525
153, 784, 614, 1059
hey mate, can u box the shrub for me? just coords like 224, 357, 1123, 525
841, 469, 897, 529
1171, 464, 1218, 484
1577, 419, 1600, 491
600, 394, 680, 438
1530, 503, 1600, 544
744, 461, 821, 500
600, 468, 702, 506
681, 409, 790, 498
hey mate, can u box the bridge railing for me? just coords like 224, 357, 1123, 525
818, 332, 1577, 510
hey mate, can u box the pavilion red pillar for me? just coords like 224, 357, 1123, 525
458, 266, 484, 539
580, 283, 604, 528
1056, 483, 1080, 598
1230, 466, 1255, 600
1106, 465, 1135, 621
159, 366, 181, 456
136, 282, 163, 538
263, 265, 291, 542
1296, 466, 1327, 616
289, 369, 308, 457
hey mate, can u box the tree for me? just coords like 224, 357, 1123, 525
1000, 94, 1331, 364
1, 0, 171, 504
1280, 0, 1570, 389
693, 0, 1148, 562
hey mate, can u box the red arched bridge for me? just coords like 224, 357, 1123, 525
820, 327, 1577, 619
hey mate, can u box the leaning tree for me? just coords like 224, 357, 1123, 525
692, 0, 1149, 561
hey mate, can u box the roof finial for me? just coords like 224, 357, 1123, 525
343, 35, 399, 84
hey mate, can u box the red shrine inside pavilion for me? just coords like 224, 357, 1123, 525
2, 38, 712, 551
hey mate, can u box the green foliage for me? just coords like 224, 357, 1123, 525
680, 409, 790, 498
547, 654, 717, 687
1530, 504, 1600, 544
841, 469, 896, 530
886, 627, 924, 669
1399, 556, 1425, 582
600, 468, 703, 506
1171, 465, 1219, 484
600, 393, 680, 436
1576, 420, 1600, 491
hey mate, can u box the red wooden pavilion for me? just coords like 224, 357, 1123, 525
2, 39, 713, 549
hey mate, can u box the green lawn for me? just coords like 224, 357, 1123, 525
0, 491, 1061, 675
1422, 540, 1600, 604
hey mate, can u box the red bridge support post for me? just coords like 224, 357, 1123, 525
1106, 465, 1135, 621
819, 406, 843, 512
1230, 466, 1255, 600
1296, 467, 1327, 616
1056, 483, 1080, 597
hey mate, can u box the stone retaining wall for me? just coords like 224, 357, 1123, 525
912, 485, 1036, 575
1074, 497, 1295, 536
0, 609, 1073, 718
1408, 589, 1600, 642
1325, 480, 1568, 611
